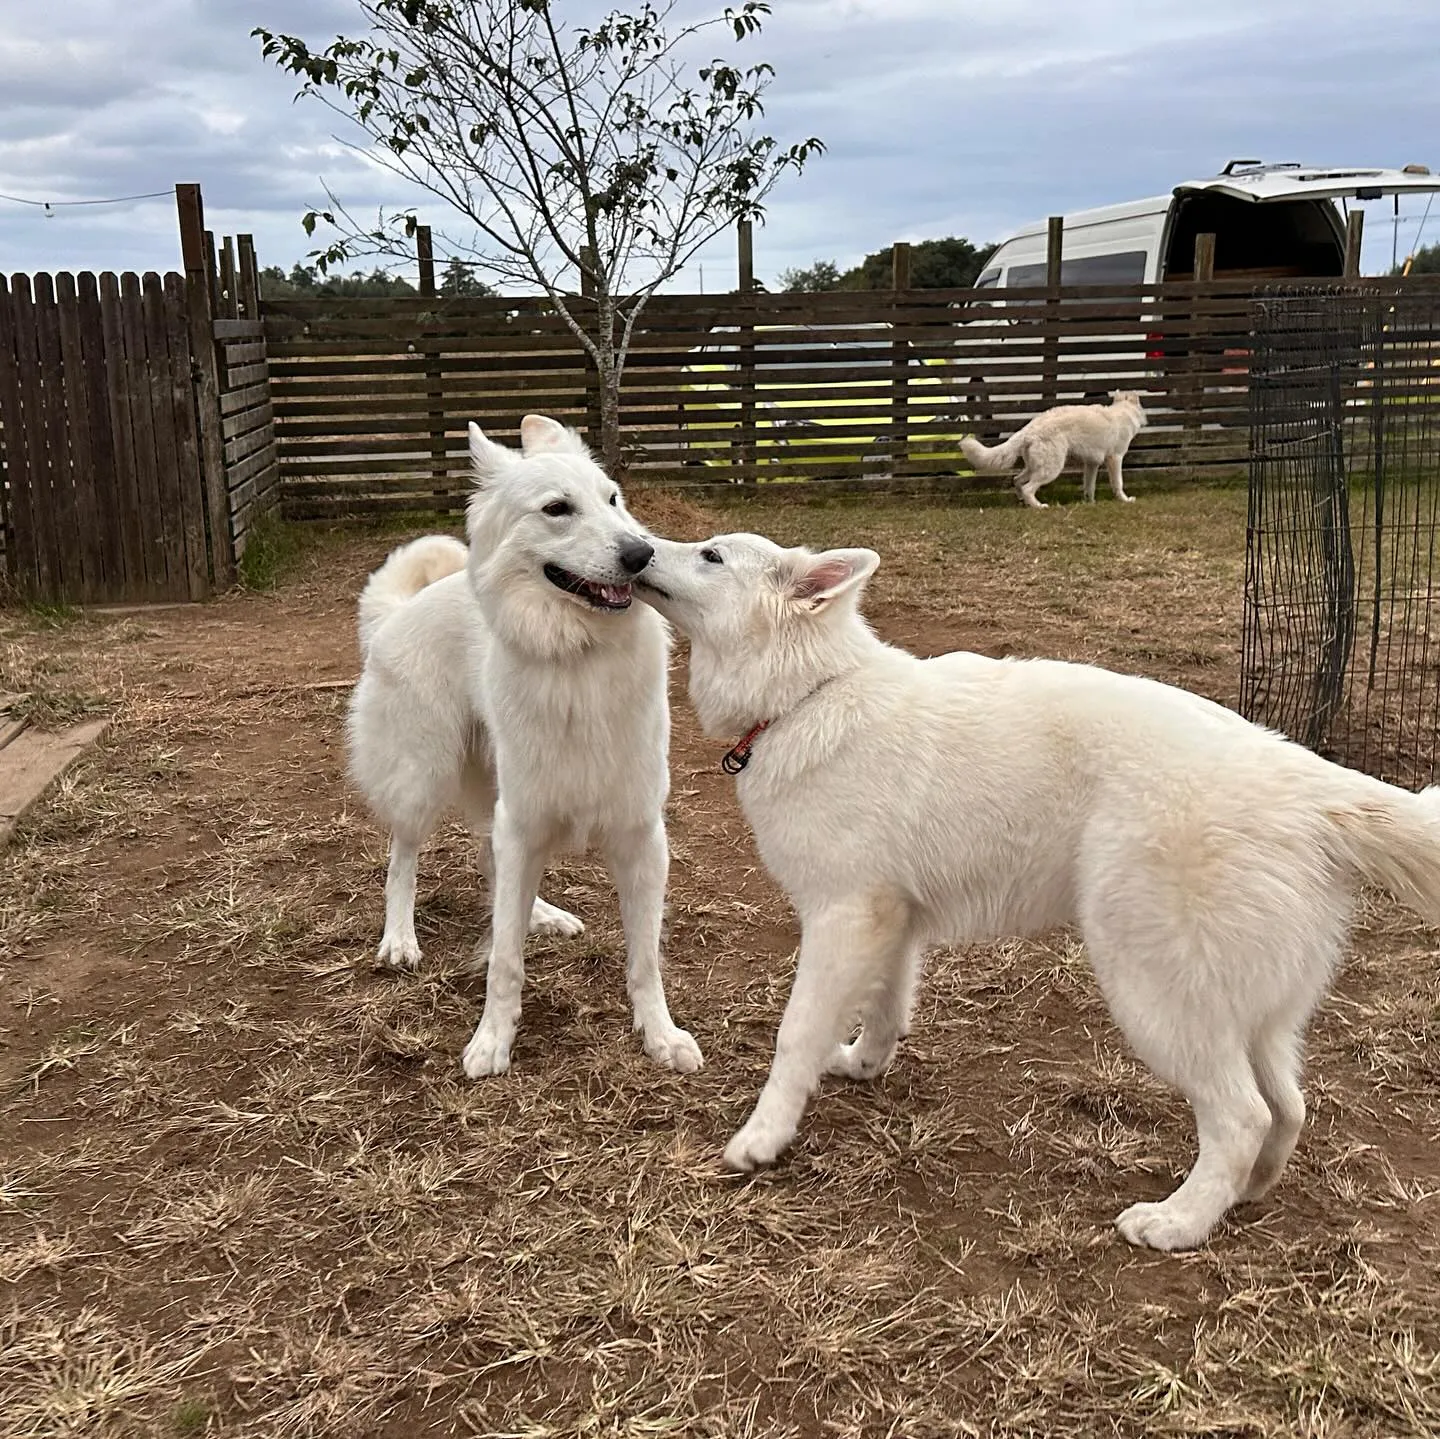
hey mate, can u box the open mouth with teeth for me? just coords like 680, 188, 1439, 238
544, 563, 633, 611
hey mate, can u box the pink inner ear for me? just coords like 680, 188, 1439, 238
520, 415, 565, 452
792, 557, 854, 600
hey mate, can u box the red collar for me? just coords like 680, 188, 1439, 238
718, 673, 848, 776
720, 719, 770, 775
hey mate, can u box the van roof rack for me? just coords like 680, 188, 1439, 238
1221, 159, 1303, 176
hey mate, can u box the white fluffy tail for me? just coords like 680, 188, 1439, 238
357, 534, 468, 655
960, 433, 1024, 472
1325, 782, 1440, 922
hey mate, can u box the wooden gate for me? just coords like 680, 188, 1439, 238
0, 270, 216, 603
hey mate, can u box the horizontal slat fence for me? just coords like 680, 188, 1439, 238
262, 279, 1424, 516
214, 317, 280, 558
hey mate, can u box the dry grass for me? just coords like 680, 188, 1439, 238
1, 486, 1437, 1437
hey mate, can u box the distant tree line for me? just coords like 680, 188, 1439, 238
1395, 241, 1440, 275
257, 256, 495, 300
778, 236, 996, 292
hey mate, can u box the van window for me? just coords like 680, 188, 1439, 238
1063, 251, 1147, 284
1007, 251, 1147, 288
976, 268, 1000, 288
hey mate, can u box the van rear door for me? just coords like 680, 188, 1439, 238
1173, 165, 1440, 205
1165, 165, 1440, 281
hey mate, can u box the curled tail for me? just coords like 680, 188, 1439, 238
960, 433, 1024, 472
357, 534, 468, 656
1324, 781, 1440, 922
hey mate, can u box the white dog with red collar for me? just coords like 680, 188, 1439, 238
636, 530, 1440, 1251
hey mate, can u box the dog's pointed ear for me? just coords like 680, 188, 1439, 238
784, 547, 880, 611
519, 414, 587, 457
468, 421, 512, 487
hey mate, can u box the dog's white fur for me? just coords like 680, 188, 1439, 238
346, 415, 702, 1078
961, 391, 1148, 508
635, 531, 1440, 1250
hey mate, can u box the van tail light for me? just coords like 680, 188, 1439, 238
1146, 331, 1165, 360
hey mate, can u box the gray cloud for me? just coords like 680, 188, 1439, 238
2, 0, 1438, 287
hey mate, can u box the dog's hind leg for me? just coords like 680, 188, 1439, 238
1112, 1047, 1270, 1251
463, 764, 582, 941
1081, 460, 1099, 503
1089, 932, 1271, 1249
377, 829, 426, 971
1016, 452, 1061, 509
1106, 452, 1134, 502
825, 938, 920, 1080
724, 892, 910, 1170
604, 820, 702, 1073
461, 801, 552, 1078
1242, 1018, 1307, 1202
1013, 466, 1050, 510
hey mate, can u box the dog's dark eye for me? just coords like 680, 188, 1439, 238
608, 492, 618, 507
700, 548, 723, 565
542, 500, 572, 518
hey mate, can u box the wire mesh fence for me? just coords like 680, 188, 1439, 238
1243, 286, 1440, 788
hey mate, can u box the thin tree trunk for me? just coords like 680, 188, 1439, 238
594, 295, 623, 478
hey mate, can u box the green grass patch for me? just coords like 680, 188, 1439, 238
20, 600, 84, 628
237, 513, 307, 592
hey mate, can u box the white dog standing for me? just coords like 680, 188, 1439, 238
961, 391, 1148, 508
634, 532, 1440, 1250
347, 416, 702, 1079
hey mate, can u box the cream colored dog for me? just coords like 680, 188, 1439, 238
346, 416, 702, 1079
635, 530, 1440, 1251
962, 391, 1148, 508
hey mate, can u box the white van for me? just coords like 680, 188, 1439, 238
954, 161, 1440, 436
976, 160, 1440, 290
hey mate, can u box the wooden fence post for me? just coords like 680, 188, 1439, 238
175, 182, 235, 588
890, 242, 911, 476
1186, 233, 1217, 439
415, 225, 447, 503
737, 220, 756, 482
1344, 211, 1365, 278
1193, 232, 1216, 283
236, 234, 259, 319
218, 237, 238, 321
1043, 216, 1063, 407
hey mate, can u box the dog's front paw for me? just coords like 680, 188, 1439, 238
461, 1022, 514, 1079
376, 933, 422, 972
529, 899, 584, 939
1114, 1199, 1213, 1252
1120, 494, 1136, 504
643, 1025, 703, 1074
722, 1118, 792, 1173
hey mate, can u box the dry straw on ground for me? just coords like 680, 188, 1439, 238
1, 485, 1436, 1437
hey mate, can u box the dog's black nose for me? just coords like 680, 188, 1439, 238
618, 537, 654, 575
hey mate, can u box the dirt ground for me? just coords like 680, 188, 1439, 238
2, 485, 1438, 1438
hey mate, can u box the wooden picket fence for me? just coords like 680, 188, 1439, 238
0, 188, 278, 604
0, 270, 216, 602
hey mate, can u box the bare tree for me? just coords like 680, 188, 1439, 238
255, 0, 822, 474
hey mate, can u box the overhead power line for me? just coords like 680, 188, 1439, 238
0, 188, 174, 214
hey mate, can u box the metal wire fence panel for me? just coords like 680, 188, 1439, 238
1244, 289, 1440, 787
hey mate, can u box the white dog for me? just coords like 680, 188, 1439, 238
346, 415, 702, 1079
961, 391, 1148, 508
634, 532, 1440, 1250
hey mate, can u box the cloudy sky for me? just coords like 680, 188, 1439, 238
3, 0, 1440, 291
